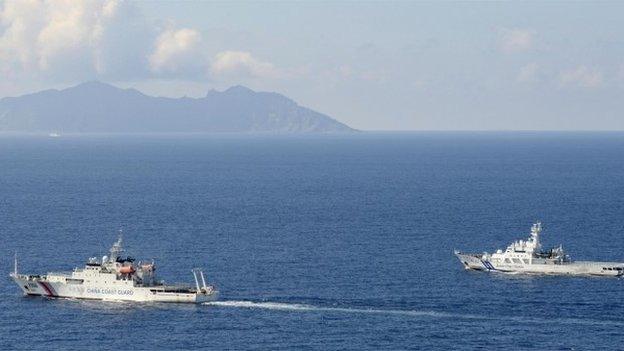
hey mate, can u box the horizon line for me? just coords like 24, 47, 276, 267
1, 130, 624, 136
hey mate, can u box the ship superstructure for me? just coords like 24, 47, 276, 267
454, 222, 624, 276
10, 234, 217, 303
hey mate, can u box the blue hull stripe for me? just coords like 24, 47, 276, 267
481, 260, 495, 270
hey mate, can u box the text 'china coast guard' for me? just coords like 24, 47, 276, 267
10, 234, 218, 303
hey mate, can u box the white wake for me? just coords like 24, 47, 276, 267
204, 300, 624, 327
205, 300, 317, 312
204, 300, 475, 319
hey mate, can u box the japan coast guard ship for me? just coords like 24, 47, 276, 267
9, 235, 218, 303
454, 222, 624, 276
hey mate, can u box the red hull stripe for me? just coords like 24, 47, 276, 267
46, 282, 59, 296
38, 282, 56, 297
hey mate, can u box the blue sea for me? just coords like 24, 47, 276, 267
1, 132, 624, 350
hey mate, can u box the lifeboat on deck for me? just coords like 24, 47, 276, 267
119, 265, 135, 274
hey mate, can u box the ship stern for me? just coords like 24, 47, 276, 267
195, 288, 218, 303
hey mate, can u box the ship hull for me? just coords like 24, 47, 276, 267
10, 274, 217, 303
454, 253, 624, 277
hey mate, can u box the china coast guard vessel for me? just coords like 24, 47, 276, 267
10, 234, 218, 303
454, 222, 624, 276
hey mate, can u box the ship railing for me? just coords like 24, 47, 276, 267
454, 251, 482, 257
46, 271, 73, 278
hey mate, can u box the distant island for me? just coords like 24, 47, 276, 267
0, 82, 355, 133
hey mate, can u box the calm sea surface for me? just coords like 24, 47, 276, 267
1, 132, 623, 350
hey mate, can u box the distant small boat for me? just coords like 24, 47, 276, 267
48, 132, 60, 137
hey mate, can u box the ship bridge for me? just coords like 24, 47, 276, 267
504, 222, 542, 255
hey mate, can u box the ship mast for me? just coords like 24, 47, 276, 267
109, 230, 124, 263
530, 222, 542, 252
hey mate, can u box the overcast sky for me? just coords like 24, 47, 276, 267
1, 1, 623, 131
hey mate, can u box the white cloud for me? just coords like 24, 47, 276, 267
0, 0, 201, 82
211, 51, 277, 79
0, 0, 152, 81
92, 1, 155, 80
148, 28, 203, 76
559, 66, 603, 88
35, 1, 96, 72
500, 28, 534, 53
0, 1, 285, 89
517, 62, 539, 83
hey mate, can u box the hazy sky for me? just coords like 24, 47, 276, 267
1, 1, 623, 131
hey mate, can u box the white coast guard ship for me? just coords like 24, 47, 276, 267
9, 234, 217, 303
454, 222, 624, 276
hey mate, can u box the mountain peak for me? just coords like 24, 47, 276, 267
0, 82, 356, 133
68, 81, 119, 92
224, 85, 255, 94
77, 80, 113, 88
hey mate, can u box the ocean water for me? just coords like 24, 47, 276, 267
1, 132, 623, 350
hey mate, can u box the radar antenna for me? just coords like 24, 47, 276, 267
109, 229, 124, 262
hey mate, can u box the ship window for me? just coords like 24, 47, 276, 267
504, 258, 511, 263
512, 258, 521, 264
522, 259, 529, 264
